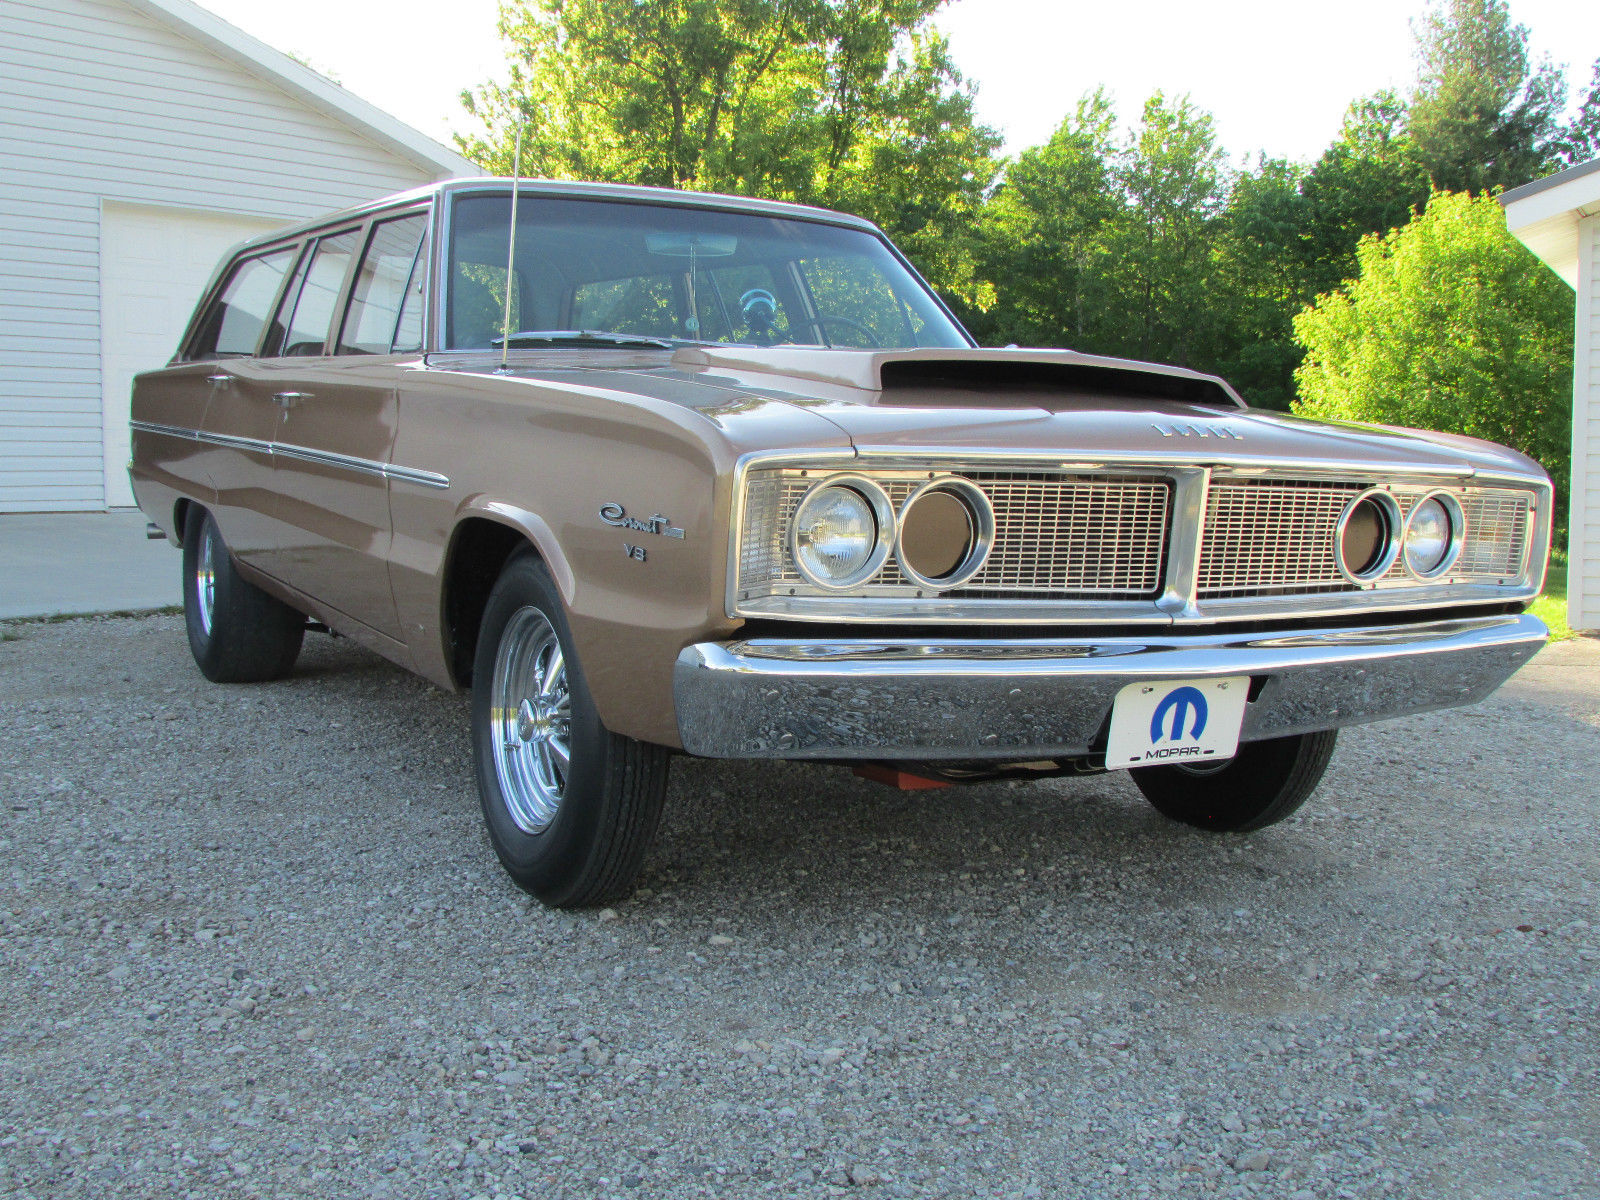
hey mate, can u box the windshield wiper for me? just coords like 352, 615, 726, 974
490, 330, 676, 349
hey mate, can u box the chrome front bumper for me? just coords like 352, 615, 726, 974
672, 613, 1547, 760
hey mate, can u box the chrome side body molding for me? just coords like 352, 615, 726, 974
131, 421, 450, 490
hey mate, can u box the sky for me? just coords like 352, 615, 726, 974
196, 0, 1600, 168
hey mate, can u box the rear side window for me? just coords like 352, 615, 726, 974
189, 248, 295, 359
338, 214, 428, 354
277, 229, 362, 357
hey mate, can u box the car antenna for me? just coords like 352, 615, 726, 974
497, 124, 524, 374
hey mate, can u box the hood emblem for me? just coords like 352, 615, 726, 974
599, 502, 685, 539
1151, 422, 1243, 440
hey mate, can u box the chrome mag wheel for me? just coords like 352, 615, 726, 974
195, 524, 217, 636
490, 606, 573, 833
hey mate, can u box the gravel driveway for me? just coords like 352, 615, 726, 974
1, 614, 1596, 1199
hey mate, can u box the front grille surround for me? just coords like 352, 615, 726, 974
731, 457, 1545, 622
738, 469, 1172, 602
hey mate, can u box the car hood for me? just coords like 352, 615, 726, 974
427, 346, 1547, 481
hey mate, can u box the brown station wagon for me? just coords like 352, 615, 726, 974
130, 178, 1553, 908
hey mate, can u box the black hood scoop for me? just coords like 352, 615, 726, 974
876, 356, 1245, 410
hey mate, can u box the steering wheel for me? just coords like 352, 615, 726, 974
808, 314, 880, 348
739, 288, 780, 346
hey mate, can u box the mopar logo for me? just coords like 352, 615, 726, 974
1150, 686, 1208, 743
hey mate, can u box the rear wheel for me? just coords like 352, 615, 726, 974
181, 506, 304, 683
470, 550, 669, 907
1130, 730, 1337, 832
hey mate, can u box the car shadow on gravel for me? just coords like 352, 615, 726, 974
646, 753, 1346, 913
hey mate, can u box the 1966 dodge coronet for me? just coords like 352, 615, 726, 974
131, 178, 1551, 907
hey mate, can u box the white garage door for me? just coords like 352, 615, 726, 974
100, 202, 285, 508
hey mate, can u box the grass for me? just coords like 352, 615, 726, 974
1530, 552, 1574, 642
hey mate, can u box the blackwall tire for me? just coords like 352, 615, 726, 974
1130, 729, 1338, 832
470, 550, 669, 908
181, 507, 304, 684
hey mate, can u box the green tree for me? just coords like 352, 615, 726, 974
1296, 92, 1432, 297
1292, 191, 1573, 506
457, 0, 999, 301
969, 92, 1232, 372
1407, 0, 1565, 192
1207, 156, 1311, 409
1561, 59, 1600, 166
964, 91, 1119, 347
1101, 93, 1229, 365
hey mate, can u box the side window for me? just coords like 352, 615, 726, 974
338, 214, 427, 355
188, 248, 295, 360
263, 247, 312, 358
391, 232, 430, 354
279, 228, 362, 357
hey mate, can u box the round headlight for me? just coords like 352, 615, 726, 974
1335, 489, 1402, 584
1403, 492, 1463, 579
790, 477, 891, 589
895, 476, 994, 590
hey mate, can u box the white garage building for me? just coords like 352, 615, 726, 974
0, 0, 471, 512
1503, 158, 1600, 633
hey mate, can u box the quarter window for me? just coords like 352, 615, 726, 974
278, 229, 362, 357
189, 248, 295, 359
392, 233, 430, 354
339, 215, 428, 355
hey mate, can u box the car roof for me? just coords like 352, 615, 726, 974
228, 178, 885, 256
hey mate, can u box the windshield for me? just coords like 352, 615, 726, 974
444, 192, 970, 352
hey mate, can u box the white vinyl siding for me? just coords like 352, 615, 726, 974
1572, 215, 1599, 630
0, 0, 456, 512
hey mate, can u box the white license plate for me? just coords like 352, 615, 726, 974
1104, 676, 1249, 771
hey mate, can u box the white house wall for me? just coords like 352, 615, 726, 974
1574, 215, 1599, 630
0, 0, 449, 512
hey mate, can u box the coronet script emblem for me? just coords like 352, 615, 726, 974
599, 502, 685, 539
1150, 423, 1243, 439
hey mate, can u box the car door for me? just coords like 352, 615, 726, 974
256, 213, 429, 645
188, 243, 301, 568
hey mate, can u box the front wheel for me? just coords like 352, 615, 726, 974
1130, 730, 1337, 832
470, 551, 669, 907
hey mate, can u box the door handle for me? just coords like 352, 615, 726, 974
272, 391, 312, 408
207, 373, 231, 386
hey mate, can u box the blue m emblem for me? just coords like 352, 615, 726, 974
1150, 686, 1209, 743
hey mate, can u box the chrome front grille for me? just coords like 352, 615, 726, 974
957, 473, 1171, 594
734, 462, 1539, 617
1199, 479, 1534, 598
1198, 480, 1361, 598
736, 470, 1171, 599
1454, 491, 1530, 578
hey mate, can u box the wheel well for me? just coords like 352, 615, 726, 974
444, 518, 533, 687
173, 498, 196, 548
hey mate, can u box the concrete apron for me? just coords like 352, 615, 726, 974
0, 511, 181, 620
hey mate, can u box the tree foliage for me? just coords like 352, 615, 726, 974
455, 0, 1583, 499
1406, 0, 1565, 192
458, 0, 998, 301
968, 94, 1230, 366
1292, 191, 1573, 504
1562, 59, 1600, 166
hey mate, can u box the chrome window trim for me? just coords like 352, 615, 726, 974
725, 449, 1550, 624
129, 421, 450, 490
